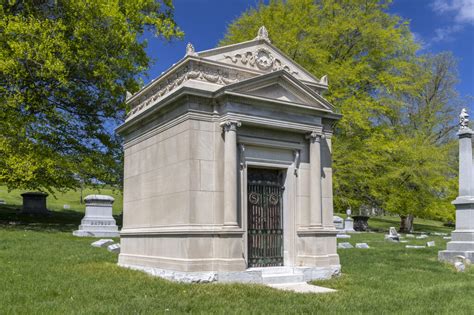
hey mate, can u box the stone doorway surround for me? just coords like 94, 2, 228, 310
116, 27, 342, 283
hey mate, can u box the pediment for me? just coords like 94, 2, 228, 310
197, 39, 327, 89
220, 71, 334, 111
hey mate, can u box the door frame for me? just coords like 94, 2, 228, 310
241, 160, 296, 268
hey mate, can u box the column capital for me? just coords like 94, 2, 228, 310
306, 130, 323, 142
220, 120, 242, 132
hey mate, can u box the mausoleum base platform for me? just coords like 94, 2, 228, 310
118, 264, 341, 284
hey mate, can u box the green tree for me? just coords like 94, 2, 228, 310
221, 0, 458, 228
0, 0, 183, 193
370, 53, 459, 231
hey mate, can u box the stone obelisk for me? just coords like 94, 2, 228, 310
439, 108, 474, 262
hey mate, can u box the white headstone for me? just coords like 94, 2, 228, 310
346, 208, 352, 216
355, 243, 369, 249
443, 236, 451, 240
336, 234, 351, 239
333, 216, 344, 230
107, 243, 121, 253
344, 217, 355, 233
63, 204, 70, 209
406, 234, 415, 238
427, 241, 436, 247
385, 226, 400, 241
406, 245, 425, 249
91, 239, 114, 248
338, 242, 353, 249
73, 195, 120, 237
416, 234, 428, 239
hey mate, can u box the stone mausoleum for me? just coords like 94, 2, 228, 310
117, 27, 342, 283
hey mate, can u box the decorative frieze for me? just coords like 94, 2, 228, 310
224, 47, 299, 76
127, 62, 245, 118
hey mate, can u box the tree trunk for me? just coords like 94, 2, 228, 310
399, 214, 414, 233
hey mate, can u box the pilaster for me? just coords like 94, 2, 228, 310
221, 120, 241, 228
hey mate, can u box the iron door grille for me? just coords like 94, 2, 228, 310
247, 177, 284, 267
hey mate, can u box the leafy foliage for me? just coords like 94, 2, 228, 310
221, 0, 458, 221
0, 0, 182, 193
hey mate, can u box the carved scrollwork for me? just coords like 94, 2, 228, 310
224, 48, 298, 76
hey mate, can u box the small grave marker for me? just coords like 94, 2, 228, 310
338, 242, 353, 249
107, 243, 121, 253
91, 239, 114, 248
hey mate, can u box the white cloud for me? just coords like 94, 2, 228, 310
432, 0, 474, 24
432, 24, 464, 42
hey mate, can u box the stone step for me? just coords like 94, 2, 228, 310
261, 273, 305, 284
248, 266, 299, 275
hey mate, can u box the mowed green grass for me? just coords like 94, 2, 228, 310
0, 185, 123, 214
1, 206, 473, 314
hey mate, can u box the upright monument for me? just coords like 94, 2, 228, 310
117, 27, 342, 282
439, 108, 474, 263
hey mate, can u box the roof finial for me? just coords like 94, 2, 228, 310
320, 75, 328, 85
185, 42, 197, 56
255, 26, 270, 43
125, 91, 132, 100
460, 108, 470, 130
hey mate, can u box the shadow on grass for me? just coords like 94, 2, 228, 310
0, 205, 122, 233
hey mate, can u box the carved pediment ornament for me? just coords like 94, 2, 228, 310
224, 48, 298, 76
127, 63, 242, 118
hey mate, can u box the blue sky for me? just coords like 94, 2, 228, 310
142, 0, 473, 110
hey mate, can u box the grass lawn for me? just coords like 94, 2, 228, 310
0, 185, 123, 214
1, 206, 473, 314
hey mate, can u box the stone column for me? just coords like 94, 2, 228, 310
439, 108, 474, 263
308, 131, 323, 227
458, 130, 473, 197
221, 120, 241, 228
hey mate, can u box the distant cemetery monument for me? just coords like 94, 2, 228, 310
439, 108, 474, 263
73, 195, 119, 237
21, 192, 49, 215
117, 27, 342, 283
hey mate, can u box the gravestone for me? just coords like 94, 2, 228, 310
333, 216, 344, 230
427, 241, 435, 247
385, 227, 400, 241
355, 243, 369, 249
336, 234, 351, 239
0, 199, 6, 205
107, 243, 120, 253
353, 216, 369, 231
439, 108, 474, 264
344, 209, 355, 232
406, 245, 425, 249
91, 239, 114, 248
73, 195, 119, 237
416, 234, 428, 239
338, 242, 353, 249
21, 192, 49, 215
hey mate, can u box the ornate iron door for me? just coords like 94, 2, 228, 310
247, 169, 284, 268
